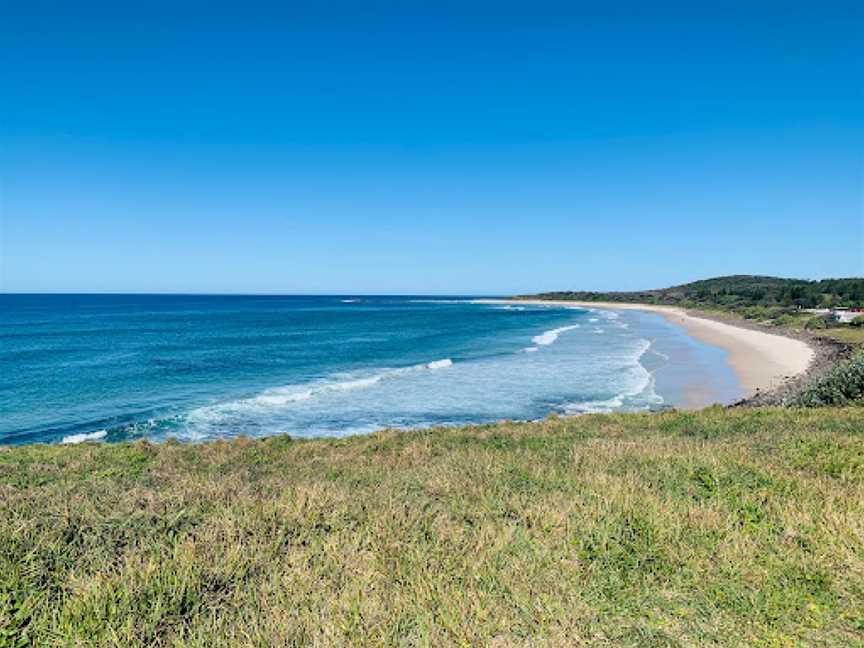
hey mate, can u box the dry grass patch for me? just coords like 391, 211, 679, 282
1, 407, 863, 646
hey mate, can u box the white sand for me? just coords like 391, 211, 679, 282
482, 300, 815, 398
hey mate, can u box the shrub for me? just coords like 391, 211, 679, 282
850, 315, 864, 328
742, 306, 770, 320
804, 316, 829, 330
792, 352, 864, 407
774, 314, 798, 327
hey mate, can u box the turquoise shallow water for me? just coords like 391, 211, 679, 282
0, 295, 741, 445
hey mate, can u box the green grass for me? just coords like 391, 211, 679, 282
812, 327, 864, 345
2, 408, 864, 646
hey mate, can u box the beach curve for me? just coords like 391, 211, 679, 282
485, 299, 815, 399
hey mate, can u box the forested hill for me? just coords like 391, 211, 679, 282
522, 275, 864, 309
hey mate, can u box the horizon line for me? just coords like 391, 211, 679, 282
0, 291, 512, 297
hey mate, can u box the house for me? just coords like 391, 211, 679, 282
833, 309, 861, 324
802, 307, 861, 324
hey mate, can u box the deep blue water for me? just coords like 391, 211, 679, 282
0, 295, 740, 445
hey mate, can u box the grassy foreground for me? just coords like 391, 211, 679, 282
2, 408, 863, 647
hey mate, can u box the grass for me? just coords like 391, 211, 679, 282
2, 407, 863, 647
812, 327, 864, 345
691, 308, 864, 346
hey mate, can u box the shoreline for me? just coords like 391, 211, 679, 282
479, 299, 816, 403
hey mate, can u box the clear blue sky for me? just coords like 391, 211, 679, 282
1, 1, 862, 294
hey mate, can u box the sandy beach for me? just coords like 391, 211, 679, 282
482, 300, 815, 400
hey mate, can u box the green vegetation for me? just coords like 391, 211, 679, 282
811, 327, 864, 345
526, 274, 864, 315
524, 275, 864, 341
3, 408, 864, 646
805, 315, 830, 330
793, 352, 864, 407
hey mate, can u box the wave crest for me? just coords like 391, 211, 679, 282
532, 325, 580, 346
189, 358, 455, 423
563, 338, 663, 414
61, 430, 107, 444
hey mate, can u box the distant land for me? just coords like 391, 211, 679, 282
520, 275, 864, 312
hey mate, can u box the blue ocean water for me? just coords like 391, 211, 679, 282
0, 295, 740, 445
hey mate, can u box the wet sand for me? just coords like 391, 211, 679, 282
480, 300, 815, 400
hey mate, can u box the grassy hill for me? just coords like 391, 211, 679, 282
2, 407, 863, 646
524, 275, 864, 311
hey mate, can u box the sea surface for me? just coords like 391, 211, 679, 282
0, 295, 741, 445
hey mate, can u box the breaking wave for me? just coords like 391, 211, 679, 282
61, 430, 107, 444
532, 325, 580, 346
17, 298, 726, 446
187, 358, 455, 421
562, 338, 662, 414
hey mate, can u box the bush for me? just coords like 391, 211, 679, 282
792, 352, 864, 407
804, 316, 829, 330
741, 306, 772, 320
773, 314, 798, 327
850, 315, 864, 328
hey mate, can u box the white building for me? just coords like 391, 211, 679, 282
803, 307, 862, 324
834, 310, 862, 324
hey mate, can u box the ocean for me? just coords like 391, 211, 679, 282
0, 294, 741, 445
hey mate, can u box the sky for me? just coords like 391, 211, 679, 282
1, 1, 862, 294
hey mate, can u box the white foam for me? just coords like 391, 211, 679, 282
142, 305, 675, 442
187, 358, 456, 425
331, 376, 384, 391
532, 324, 580, 346
564, 396, 624, 414
563, 338, 662, 415
61, 430, 107, 444
586, 308, 620, 320
252, 389, 315, 406
341, 299, 360, 303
